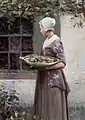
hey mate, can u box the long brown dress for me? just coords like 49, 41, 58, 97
33, 35, 70, 120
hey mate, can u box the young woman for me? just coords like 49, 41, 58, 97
33, 17, 70, 120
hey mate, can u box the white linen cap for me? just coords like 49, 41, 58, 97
39, 17, 56, 31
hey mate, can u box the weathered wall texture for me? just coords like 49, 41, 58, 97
61, 15, 85, 120
61, 15, 85, 103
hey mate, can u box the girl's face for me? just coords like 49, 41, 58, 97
39, 25, 46, 36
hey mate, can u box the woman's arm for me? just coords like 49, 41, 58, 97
45, 62, 65, 71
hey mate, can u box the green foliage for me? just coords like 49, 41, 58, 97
0, 85, 33, 120
0, 0, 59, 19
0, 86, 19, 120
0, 0, 84, 19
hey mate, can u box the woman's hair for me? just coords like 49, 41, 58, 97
46, 28, 55, 33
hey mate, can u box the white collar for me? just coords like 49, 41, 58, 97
43, 34, 60, 49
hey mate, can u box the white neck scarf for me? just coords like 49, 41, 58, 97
43, 34, 60, 49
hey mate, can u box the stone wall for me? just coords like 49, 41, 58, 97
61, 15, 85, 120
61, 15, 85, 103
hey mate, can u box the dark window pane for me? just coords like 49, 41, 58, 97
22, 37, 33, 52
0, 17, 8, 35
21, 18, 33, 34
0, 53, 8, 69
10, 37, 20, 52
9, 17, 20, 34
22, 53, 30, 70
10, 54, 20, 69
0, 37, 8, 51
0, 17, 33, 71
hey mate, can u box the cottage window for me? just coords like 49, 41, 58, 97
0, 17, 33, 70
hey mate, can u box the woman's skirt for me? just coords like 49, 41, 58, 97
33, 75, 69, 120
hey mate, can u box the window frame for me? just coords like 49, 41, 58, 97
0, 17, 34, 74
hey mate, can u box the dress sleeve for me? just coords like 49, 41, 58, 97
52, 40, 66, 65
